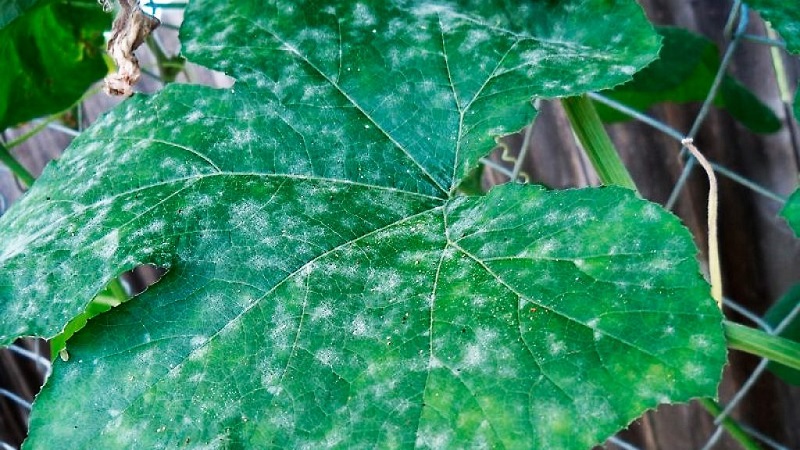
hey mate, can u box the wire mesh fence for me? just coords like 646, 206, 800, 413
0, 0, 798, 448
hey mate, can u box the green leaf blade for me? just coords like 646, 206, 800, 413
0, 1, 727, 448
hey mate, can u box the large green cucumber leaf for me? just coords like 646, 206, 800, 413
0, 0, 110, 130
0, 1, 726, 448
596, 27, 780, 133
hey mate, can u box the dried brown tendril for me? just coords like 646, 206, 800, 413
103, 0, 160, 96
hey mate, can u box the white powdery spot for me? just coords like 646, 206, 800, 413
352, 2, 377, 26
0, 233, 35, 261
415, 426, 453, 449
94, 229, 120, 260
190, 335, 208, 348
351, 314, 370, 337
546, 333, 566, 356
315, 348, 338, 367
462, 344, 484, 368
690, 334, 711, 350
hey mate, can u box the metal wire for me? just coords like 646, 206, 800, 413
42, 121, 79, 138
587, 92, 685, 141
665, 4, 751, 210
739, 423, 791, 450
479, 157, 516, 180
723, 296, 774, 332
0, 388, 31, 411
8, 343, 52, 379
607, 436, 643, 450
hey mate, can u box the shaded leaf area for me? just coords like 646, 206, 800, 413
0, 0, 110, 130
783, 189, 800, 236
765, 283, 800, 385
0, 1, 725, 448
0, 0, 38, 27
595, 27, 780, 133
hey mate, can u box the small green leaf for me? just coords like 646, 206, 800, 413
0, 0, 110, 130
0, 1, 726, 448
782, 189, 800, 236
764, 284, 800, 385
595, 27, 781, 133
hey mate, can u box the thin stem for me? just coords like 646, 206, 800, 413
4, 118, 52, 149
766, 26, 792, 104
561, 95, 637, 190
724, 321, 800, 371
0, 141, 36, 188
510, 123, 534, 181
5, 84, 102, 149
699, 398, 762, 450
682, 139, 721, 306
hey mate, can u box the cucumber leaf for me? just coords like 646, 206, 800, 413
0, 1, 726, 448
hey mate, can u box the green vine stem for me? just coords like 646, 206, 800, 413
560, 95, 637, 191
0, 141, 35, 188
698, 398, 762, 450
725, 320, 800, 371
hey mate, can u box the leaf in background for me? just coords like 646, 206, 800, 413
782, 189, 800, 236
595, 27, 781, 133
0, 0, 110, 130
746, 0, 800, 125
764, 283, 800, 385
0, 1, 726, 448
